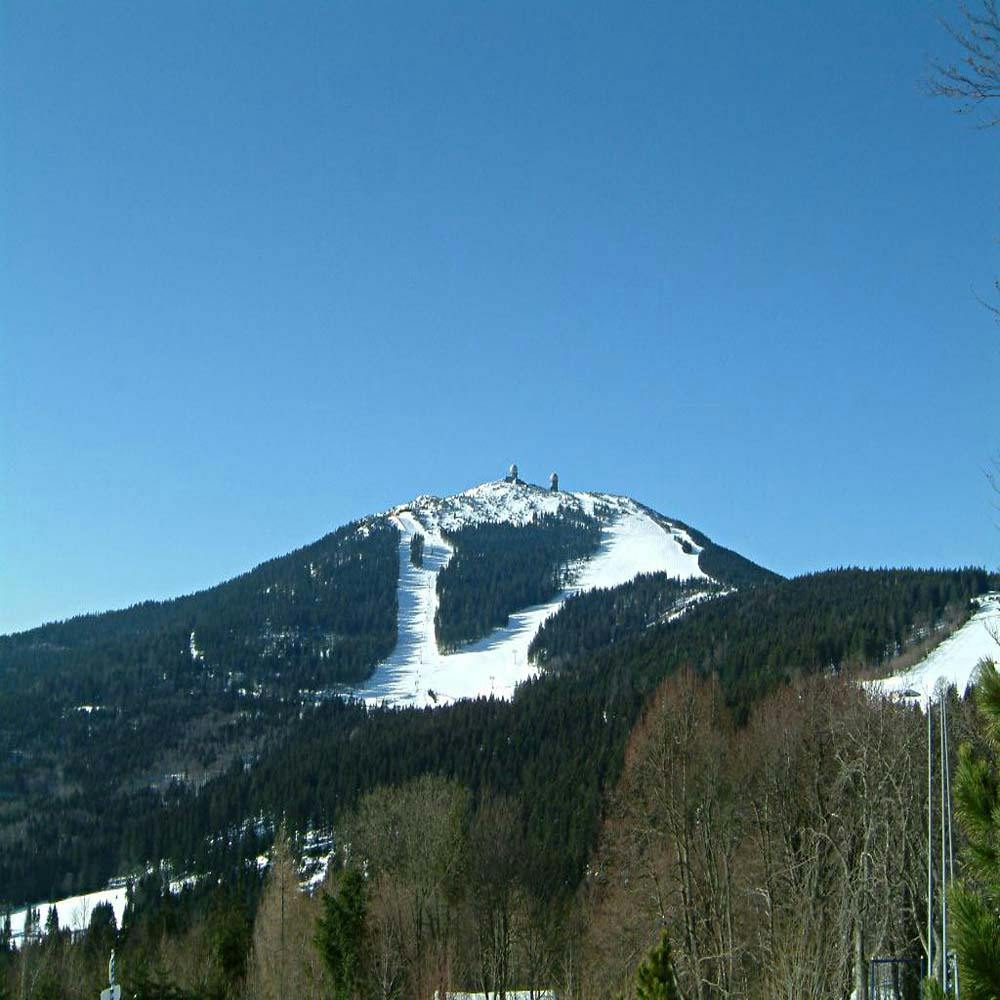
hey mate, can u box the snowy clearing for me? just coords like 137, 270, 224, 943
864, 593, 1000, 706
351, 481, 710, 708
8, 885, 129, 944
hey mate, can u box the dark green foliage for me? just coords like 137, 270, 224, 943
951, 659, 1000, 1000
696, 539, 782, 589
0, 517, 399, 692
528, 572, 722, 666
207, 897, 252, 990
85, 901, 118, 959
128, 960, 199, 1000
2, 554, 991, 934
553, 568, 992, 707
109, 567, 992, 912
0, 519, 398, 905
410, 532, 424, 568
435, 512, 602, 648
315, 868, 369, 999
635, 932, 681, 1000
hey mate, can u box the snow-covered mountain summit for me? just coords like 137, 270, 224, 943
354, 477, 717, 708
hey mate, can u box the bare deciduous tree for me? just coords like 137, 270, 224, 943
929, 1, 1000, 126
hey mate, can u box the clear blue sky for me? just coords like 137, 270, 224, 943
2, 2, 998, 635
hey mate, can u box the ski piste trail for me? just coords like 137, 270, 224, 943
865, 593, 1000, 707
352, 479, 709, 708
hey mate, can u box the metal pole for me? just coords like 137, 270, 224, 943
928, 701, 934, 979
944, 693, 956, 883
940, 695, 948, 986
943, 693, 960, 999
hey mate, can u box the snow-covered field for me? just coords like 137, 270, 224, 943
352, 481, 710, 708
8, 884, 130, 944
865, 593, 1000, 706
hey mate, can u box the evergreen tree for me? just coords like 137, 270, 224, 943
635, 931, 681, 1000
410, 533, 424, 567
24, 906, 39, 942
951, 658, 1000, 1000
44, 905, 59, 938
315, 867, 368, 1000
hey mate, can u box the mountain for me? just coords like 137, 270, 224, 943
2, 473, 991, 917
358, 478, 776, 706
0, 476, 774, 712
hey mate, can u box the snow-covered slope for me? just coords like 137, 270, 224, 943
864, 593, 1000, 706
9, 884, 130, 944
352, 480, 712, 708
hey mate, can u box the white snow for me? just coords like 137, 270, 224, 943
8, 885, 129, 944
351, 481, 711, 709
865, 593, 1000, 706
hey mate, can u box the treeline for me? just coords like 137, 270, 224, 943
0, 518, 399, 694
2, 566, 991, 921
435, 512, 602, 649
528, 572, 722, 667
556, 567, 994, 711
636, 507, 783, 590
25, 566, 982, 912
0, 519, 399, 906
0, 674, 977, 999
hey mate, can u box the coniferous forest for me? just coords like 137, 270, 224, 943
0, 556, 997, 997
434, 512, 603, 649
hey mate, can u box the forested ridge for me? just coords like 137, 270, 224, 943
0, 517, 399, 693
0, 519, 399, 905
2, 565, 992, 999
528, 572, 723, 666
434, 511, 603, 649
8, 565, 990, 905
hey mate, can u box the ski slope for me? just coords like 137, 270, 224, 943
352, 481, 710, 708
8, 884, 129, 944
865, 593, 1000, 706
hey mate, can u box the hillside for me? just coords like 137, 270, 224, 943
3, 476, 991, 958
0, 475, 775, 905
357, 479, 771, 707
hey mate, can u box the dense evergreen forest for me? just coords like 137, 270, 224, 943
528, 572, 723, 667
434, 512, 602, 649
0, 519, 399, 905
2, 566, 993, 999
0, 518, 399, 694
5, 565, 988, 913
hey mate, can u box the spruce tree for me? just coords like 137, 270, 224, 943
951, 659, 1000, 1000
635, 931, 681, 1000
315, 867, 368, 1000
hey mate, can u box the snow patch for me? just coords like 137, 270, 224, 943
8, 886, 129, 944
864, 594, 1000, 706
